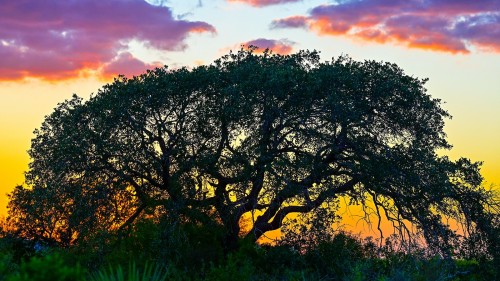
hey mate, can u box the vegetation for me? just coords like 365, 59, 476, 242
1, 48, 498, 279
0, 217, 497, 280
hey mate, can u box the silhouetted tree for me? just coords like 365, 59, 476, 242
8, 48, 498, 255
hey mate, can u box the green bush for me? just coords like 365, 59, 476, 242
0, 252, 19, 281
206, 253, 255, 281
176, 221, 225, 269
304, 232, 364, 279
454, 259, 495, 281
103, 219, 164, 267
258, 244, 305, 277
6, 253, 85, 281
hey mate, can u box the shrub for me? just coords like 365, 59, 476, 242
304, 232, 365, 279
6, 253, 85, 281
205, 253, 255, 281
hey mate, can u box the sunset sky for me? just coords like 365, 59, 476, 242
1, 0, 499, 226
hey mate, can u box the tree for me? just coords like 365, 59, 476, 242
8, 48, 498, 254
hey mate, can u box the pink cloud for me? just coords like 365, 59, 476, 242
241, 38, 295, 54
272, 0, 500, 54
0, 0, 215, 81
100, 52, 163, 79
227, 0, 301, 7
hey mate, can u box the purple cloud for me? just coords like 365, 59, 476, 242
0, 0, 215, 81
272, 0, 500, 54
271, 16, 308, 29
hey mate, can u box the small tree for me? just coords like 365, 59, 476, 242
8, 48, 498, 256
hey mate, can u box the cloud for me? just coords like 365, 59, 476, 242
271, 16, 308, 29
272, 0, 500, 54
0, 0, 215, 81
227, 0, 301, 7
100, 52, 163, 79
241, 38, 295, 54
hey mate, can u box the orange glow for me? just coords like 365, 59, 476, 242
256, 46, 293, 55
248, 44, 293, 55
309, 18, 351, 36
189, 25, 217, 34
0, 71, 79, 82
407, 41, 470, 54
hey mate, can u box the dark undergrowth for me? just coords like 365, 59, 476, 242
0, 219, 496, 281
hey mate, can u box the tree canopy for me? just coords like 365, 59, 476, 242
7, 48, 498, 254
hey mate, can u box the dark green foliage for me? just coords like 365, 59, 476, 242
0, 251, 19, 281
304, 232, 365, 278
0, 223, 497, 281
205, 254, 255, 281
5, 253, 85, 281
54, 218, 224, 278
0, 226, 45, 280
255, 244, 305, 277
0, 235, 30, 275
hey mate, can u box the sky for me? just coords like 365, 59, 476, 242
0, 0, 499, 233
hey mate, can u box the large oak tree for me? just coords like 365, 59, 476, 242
8, 49, 498, 254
